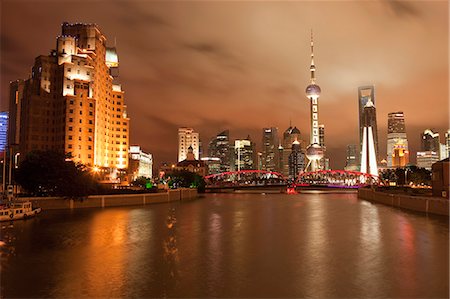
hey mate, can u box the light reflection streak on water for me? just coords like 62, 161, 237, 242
162, 207, 179, 296
53, 210, 129, 298
206, 212, 223, 295
395, 213, 417, 296
357, 201, 382, 295
304, 196, 328, 298
231, 206, 245, 291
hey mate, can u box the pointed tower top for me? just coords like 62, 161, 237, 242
310, 29, 316, 84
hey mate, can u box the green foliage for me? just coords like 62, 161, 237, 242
132, 176, 154, 190
15, 150, 99, 198
166, 170, 205, 193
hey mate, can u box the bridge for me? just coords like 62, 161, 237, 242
204, 169, 383, 192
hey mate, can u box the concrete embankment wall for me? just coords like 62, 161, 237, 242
358, 188, 449, 216
21, 188, 198, 210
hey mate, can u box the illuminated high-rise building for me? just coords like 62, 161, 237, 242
387, 112, 408, 167
261, 127, 279, 171
318, 124, 330, 169
8, 23, 129, 171
392, 141, 409, 167
281, 125, 302, 177
0, 112, 8, 153
234, 136, 254, 171
305, 31, 324, 171
360, 99, 378, 176
208, 130, 231, 172
288, 140, 305, 179
344, 144, 359, 171
178, 127, 199, 162
358, 86, 379, 162
421, 129, 440, 152
446, 130, 450, 158
416, 151, 439, 170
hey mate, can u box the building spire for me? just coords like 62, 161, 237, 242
310, 29, 316, 84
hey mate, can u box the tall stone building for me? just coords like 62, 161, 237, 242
178, 127, 199, 162
9, 22, 129, 171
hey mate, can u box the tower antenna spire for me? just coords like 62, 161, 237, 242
310, 29, 316, 84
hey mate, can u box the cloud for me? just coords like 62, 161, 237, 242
181, 41, 246, 72
383, 0, 420, 17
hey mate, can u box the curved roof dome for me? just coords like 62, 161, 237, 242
305, 143, 324, 160
306, 84, 321, 98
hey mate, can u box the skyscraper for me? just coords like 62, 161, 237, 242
288, 140, 305, 179
208, 130, 231, 172
305, 31, 324, 171
281, 126, 302, 177
234, 136, 254, 171
360, 99, 378, 176
318, 124, 329, 169
178, 127, 199, 162
8, 23, 129, 170
261, 127, 278, 171
387, 112, 409, 167
421, 129, 440, 152
344, 144, 359, 171
0, 112, 8, 153
358, 86, 379, 162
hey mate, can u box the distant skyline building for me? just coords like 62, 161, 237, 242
0, 112, 8, 153
261, 127, 279, 171
305, 31, 324, 171
8, 23, 129, 173
358, 85, 379, 162
288, 140, 305, 179
392, 140, 409, 167
416, 151, 439, 170
318, 124, 329, 170
128, 145, 153, 180
446, 130, 450, 158
281, 125, 302, 177
344, 144, 359, 171
421, 129, 440, 152
234, 137, 254, 171
178, 127, 199, 162
208, 130, 231, 172
201, 157, 221, 175
360, 98, 378, 176
176, 146, 206, 177
387, 112, 409, 167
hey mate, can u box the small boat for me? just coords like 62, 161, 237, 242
0, 200, 42, 221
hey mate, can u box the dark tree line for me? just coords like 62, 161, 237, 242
15, 150, 100, 198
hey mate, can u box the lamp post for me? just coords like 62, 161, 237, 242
404, 167, 409, 186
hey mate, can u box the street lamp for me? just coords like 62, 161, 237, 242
404, 167, 409, 186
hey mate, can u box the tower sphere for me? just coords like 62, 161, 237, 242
305, 143, 324, 161
306, 84, 321, 99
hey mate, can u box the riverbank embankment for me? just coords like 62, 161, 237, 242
19, 188, 198, 210
358, 188, 448, 216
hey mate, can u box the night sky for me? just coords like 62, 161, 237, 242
1, 0, 448, 169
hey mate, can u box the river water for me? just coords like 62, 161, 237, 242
0, 192, 448, 298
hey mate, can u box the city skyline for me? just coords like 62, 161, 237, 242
1, 1, 448, 168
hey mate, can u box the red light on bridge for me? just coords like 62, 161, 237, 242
287, 188, 297, 194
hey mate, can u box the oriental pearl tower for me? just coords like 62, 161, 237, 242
305, 31, 324, 172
